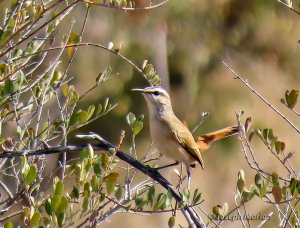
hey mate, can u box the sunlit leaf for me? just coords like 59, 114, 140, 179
105, 172, 119, 195
56, 196, 68, 214
91, 175, 99, 192
168, 216, 175, 228
54, 178, 64, 196
126, 112, 136, 125
67, 32, 80, 57
51, 195, 61, 213
132, 120, 143, 135
30, 211, 41, 227
4, 222, 13, 228
24, 165, 37, 186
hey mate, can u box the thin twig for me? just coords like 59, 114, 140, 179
222, 60, 300, 134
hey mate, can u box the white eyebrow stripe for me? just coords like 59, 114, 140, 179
143, 86, 169, 97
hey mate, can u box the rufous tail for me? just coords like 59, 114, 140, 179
196, 126, 239, 151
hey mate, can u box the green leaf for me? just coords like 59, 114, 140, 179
254, 173, 262, 189
165, 190, 173, 208
12, 48, 23, 58
4, 222, 13, 228
132, 120, 143, 135
54, 178, 64, 196
290, 178, 298, 196
80, 158, 91, 182
262, 128, 277, 144
45, 198, 52, 215
168, 216, 176, 228
212, 205, 223, 218
62, 84, 69, 97
56, 196, 68, 214
91, 175, 99, 192
87, 105, 95, 119
148, 186, 155, 206
24, 165, 37, 185
51, 195, 61, 213
272, 172, 279, 187
135, 197, 144, 209
93, 159, 102, 176
143, 63, 155, 77
95, 104, 102, 115
67, 32, 80, 57
137, 114, 144, 121
192, 188, 202, 205
105, 172, 119, 195
101, 153, 109, 170
126, 112, 136, 125
103, 98, 109, 111
237, 170, 245, 194
259, 181, 267, 197
241, 188, 255, 202
274, 141, 285, 154
183, 188, 190, 203
57, 213, 65, 228
99, 192, 106, 203
30, 211, 41, 227
83, 182, 91, 197
47, 22, 55, 33
78, 110, 89, 123
71, 186, 80, 199
67, 86, 79, 105
0, 28, 13, 45
81, 195, 89, 212
285, 89, 299, 109
115, 185, 122, 200
154, 193, 166, 210
69, 112, 79, 128
80, 148, 90, 162
108, 148, 116, 156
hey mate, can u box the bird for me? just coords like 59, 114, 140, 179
132, 86, 239, 187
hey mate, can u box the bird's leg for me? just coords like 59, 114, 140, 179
178, 163, 183, 190
155, 161, 179, 170
186, 166, 191, 190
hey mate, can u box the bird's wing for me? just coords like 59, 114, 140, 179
171, 121, 204, 169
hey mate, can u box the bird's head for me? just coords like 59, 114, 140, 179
132, 86, 174, 116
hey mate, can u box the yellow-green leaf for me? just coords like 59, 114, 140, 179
24, 165, 37, 185
4, 222, 13, 228
30, 211, 41, 227
67, 32, 80, 57
105, 172, 119, 195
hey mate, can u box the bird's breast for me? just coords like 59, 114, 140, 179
149, 119, 196, 165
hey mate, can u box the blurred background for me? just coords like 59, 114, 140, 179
64, 0, 300, 227
2, 0, 300, 226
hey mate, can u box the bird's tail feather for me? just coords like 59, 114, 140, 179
196, 126, 239, 151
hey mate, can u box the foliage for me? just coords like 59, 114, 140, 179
0, 1, 202, 227
0, 0, 300, 227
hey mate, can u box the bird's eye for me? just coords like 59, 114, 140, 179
153, 91, 159, 96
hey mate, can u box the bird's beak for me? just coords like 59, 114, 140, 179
131, 88, 145, 93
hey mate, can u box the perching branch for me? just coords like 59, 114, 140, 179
0, 133, 205, 228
